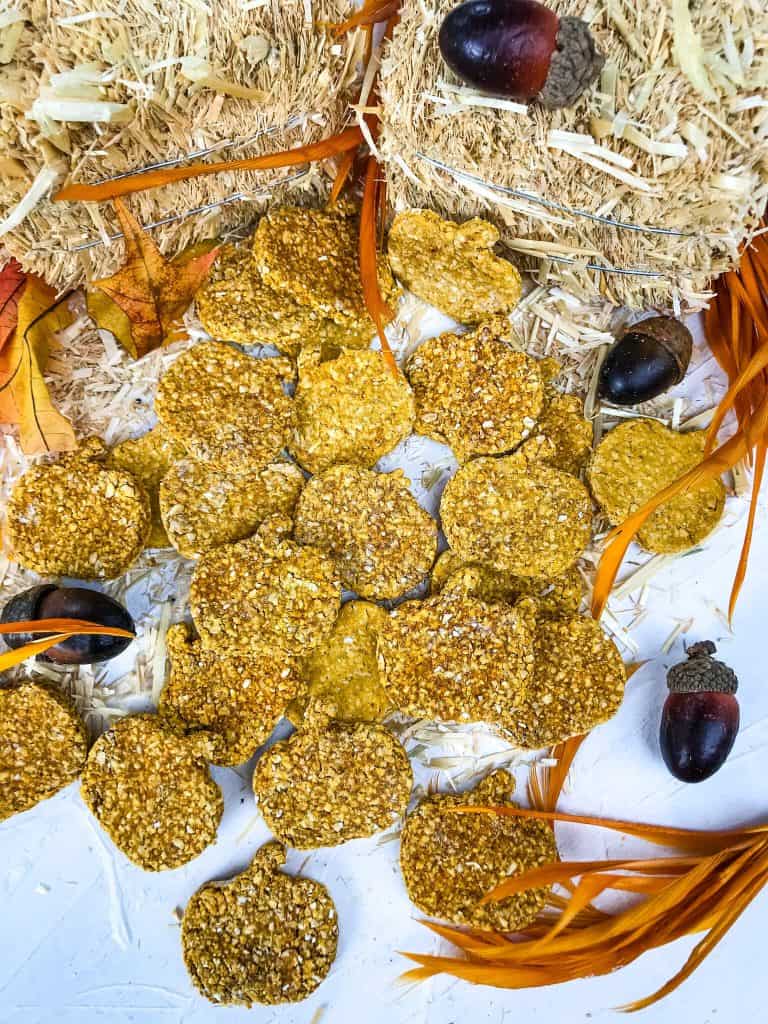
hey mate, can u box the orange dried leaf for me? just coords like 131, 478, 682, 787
0, 259, 25, 354
88, 200, 219, 359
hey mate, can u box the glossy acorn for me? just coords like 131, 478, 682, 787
598, 315, 693, 406
659, 641, 739, 783
438, 0, 604, 109
1, 584, 134, 665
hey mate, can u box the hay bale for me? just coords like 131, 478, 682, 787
380, 0, 768, 310
0, 0, 362, 289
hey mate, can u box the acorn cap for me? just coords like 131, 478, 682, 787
620, 316, 693, 386
666, 640, 739, 695
540, 16, 605, 110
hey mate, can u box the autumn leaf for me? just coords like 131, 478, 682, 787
0, 275, 76, 455
0, 259, 26, 354
88, 200, 219, 359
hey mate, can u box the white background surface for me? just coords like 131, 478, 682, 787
2, 312, 767, 1024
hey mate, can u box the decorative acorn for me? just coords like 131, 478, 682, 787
598, 315, 693, 406
659, 641, 739, 783
1, 585, 134, 665
439, 0, 604, 109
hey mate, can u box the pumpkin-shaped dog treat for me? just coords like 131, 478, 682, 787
587, 419, 725, 554
440, 450, 593, 578
160, 458, 305, 559
291, 349, 415, 475
0, 682, 87, 822
154, 341, 294, 471
158, 623, 301, 766
81, 715, 222, 871
295, 465, 437, 600
378, 587, 534, 730
190, 515, 340, 658
400, 770, 557, 930
108, 427, 186, 548
7, 437, 151, 579
252, 702, 412, 848
406, 322, 543, 461
182, 842, 338, 1006
387, 210, 522, 323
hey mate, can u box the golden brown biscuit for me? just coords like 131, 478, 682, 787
159, 458, 305, 559
189, 515, 340, 658
158, 623, 301, 766
377, 588, 534, 729
294, 465, 437, 600
387, 210, 522, 322
108, 427, 186, 548
80, 714, 223, 871
406, 323, 543, 461
154, 341, 294, 471
524, 393, 593, 476
440, 451, 593, 577
587, 419, 725, 554
7, 437, 151, 579
0, 682, 87, 821
400, 770, 557, 930
291, 349, 415, 474
252, 702, 412, 848
182, 842, 338, 1006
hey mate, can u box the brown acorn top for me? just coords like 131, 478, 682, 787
540, 16, 605, 109
667, 641, 739, 695
621, 316, 693, 386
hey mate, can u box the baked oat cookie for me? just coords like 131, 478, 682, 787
160, 458, 305, 559
587, 419, 725, 554
196, 243, 365, 357
288, 601, 391, 724
7, 437, 151, 579
158, 623, 301, 766
294, 465, 437, 600
154, 341, 294, 471
80, 714, 222, 871
290, 349, 415, 474
0, 682, 87, 822
523, 393, 593, 476
252, 205, 397, 336
430, 550, 583, 618
252, 702, 412, 848
406, 323, 543, 461
182, 842, 338, 1006
190, 515, 340, 658
108, 427, 186, 548
387, 210, 522, 323
507, 616, 627, 749
378, 588, 534, 729
440, 451, 593, 578
400, 770, 557, 931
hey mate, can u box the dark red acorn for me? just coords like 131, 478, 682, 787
438, 0, 605, 109
659, 641, 739, 783
598, 315, 693, 406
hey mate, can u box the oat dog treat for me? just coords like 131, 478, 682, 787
253, 702, 412, 848
154, 341, 294, 470
7, 437, 151, 579
253, 205, 398, 342
400, 770, 557, 931
387, 210, 522, 322
190, 516, 340, 657
430, 551, 583, 618
588, 419, 725, 554
182, 842, 338, 1006
81, 715, 222, 870
523, 393, 593, 476
159, 624, 301, 766
295, 465, 437, 600
160, 459, 305, 559
289, 601, 391, 724
378, 588, 534, 729
441, 451, 592, 577
291, 349, 415, 474
406, 323, 543, 461
109, 427, 186, 548
0, 682, 87, 821
507, 616, 627, 748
